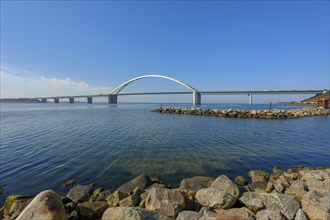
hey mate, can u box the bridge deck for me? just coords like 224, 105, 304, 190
34, 90, 325, 99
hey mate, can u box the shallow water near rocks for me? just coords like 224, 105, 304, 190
1, 103, 329, 202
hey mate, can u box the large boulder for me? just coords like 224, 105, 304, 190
195, 188, 236, 209
117, 174, 152, 194
258, 193, 300, 220
77, 201, 108, 220
179, 176, 215, 193
101, 207, 171, 220
145, 187, 187, 217
16, 190, 66, 220
210, 175, 240, 198
67, 184, 94, 203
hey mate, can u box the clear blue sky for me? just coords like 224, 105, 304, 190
1, 1, 329, 102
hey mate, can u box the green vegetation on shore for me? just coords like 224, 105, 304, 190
279, 90, 330, 105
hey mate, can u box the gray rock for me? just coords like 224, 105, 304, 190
16, 190, 66, 220
176, 211, 202, 220
215, 207, 256, 220
274, 182, 286, 193
117, 174, 152, 194
101, 207, 171, 220
305, 178, 330, 194
67, 184, 94, 203
107, 191, 128, 207
77, 201, 108, 220
179, 176, 215, 192
195, 188, 236, 209
259, 193, 300, 220
239, 192, 264, 212
119, 194, 140, 207
198, 207, 218, 220
145, 187, 187, 217
319, 192, 330, 209
210, 175, 240, 198
256, 209, 286, 220
294, 209, 308, 220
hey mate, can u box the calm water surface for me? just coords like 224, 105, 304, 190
0, 102, 329, 202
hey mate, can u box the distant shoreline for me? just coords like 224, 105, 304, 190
0, 98, 41, 103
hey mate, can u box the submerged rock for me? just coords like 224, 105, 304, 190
179, 176, 215, 193
61, 179, 77, 189
117, 174, 152, 194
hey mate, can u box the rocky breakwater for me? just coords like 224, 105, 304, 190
1, 167, 329, 220
152, 107, 330, 119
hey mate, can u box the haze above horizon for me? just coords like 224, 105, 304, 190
1, 1, 329, 103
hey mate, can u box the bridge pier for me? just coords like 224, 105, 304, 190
248, 94, 253, 105
193, 92, 201, 105
54, 98, 59, 103
108, 94, 117, 104
87, 97, 92, 104
69, 97, 74, 103
41, 98, 47, 103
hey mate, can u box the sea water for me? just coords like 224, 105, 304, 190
0, 102, 329, 202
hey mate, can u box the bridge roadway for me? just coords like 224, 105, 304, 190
36, 89, 326, 105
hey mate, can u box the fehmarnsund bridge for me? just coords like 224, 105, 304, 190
35, 75, 326, 105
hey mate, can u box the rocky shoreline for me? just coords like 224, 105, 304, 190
152, 107, 330, 119
1, 166, 329, 220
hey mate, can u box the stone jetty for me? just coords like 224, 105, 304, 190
1, 166, 329, 220
152, 107, 330, 119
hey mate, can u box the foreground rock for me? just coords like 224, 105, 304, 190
3, 166, 330, 220
195, 188, 236, 209
101, 207, 170, 220
67, 184, 94, 203
16, 190, 66, 220
145, 187, 187, 217
152, 107, 330, 119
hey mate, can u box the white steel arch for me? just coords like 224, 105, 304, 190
110, 75, 199, 95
